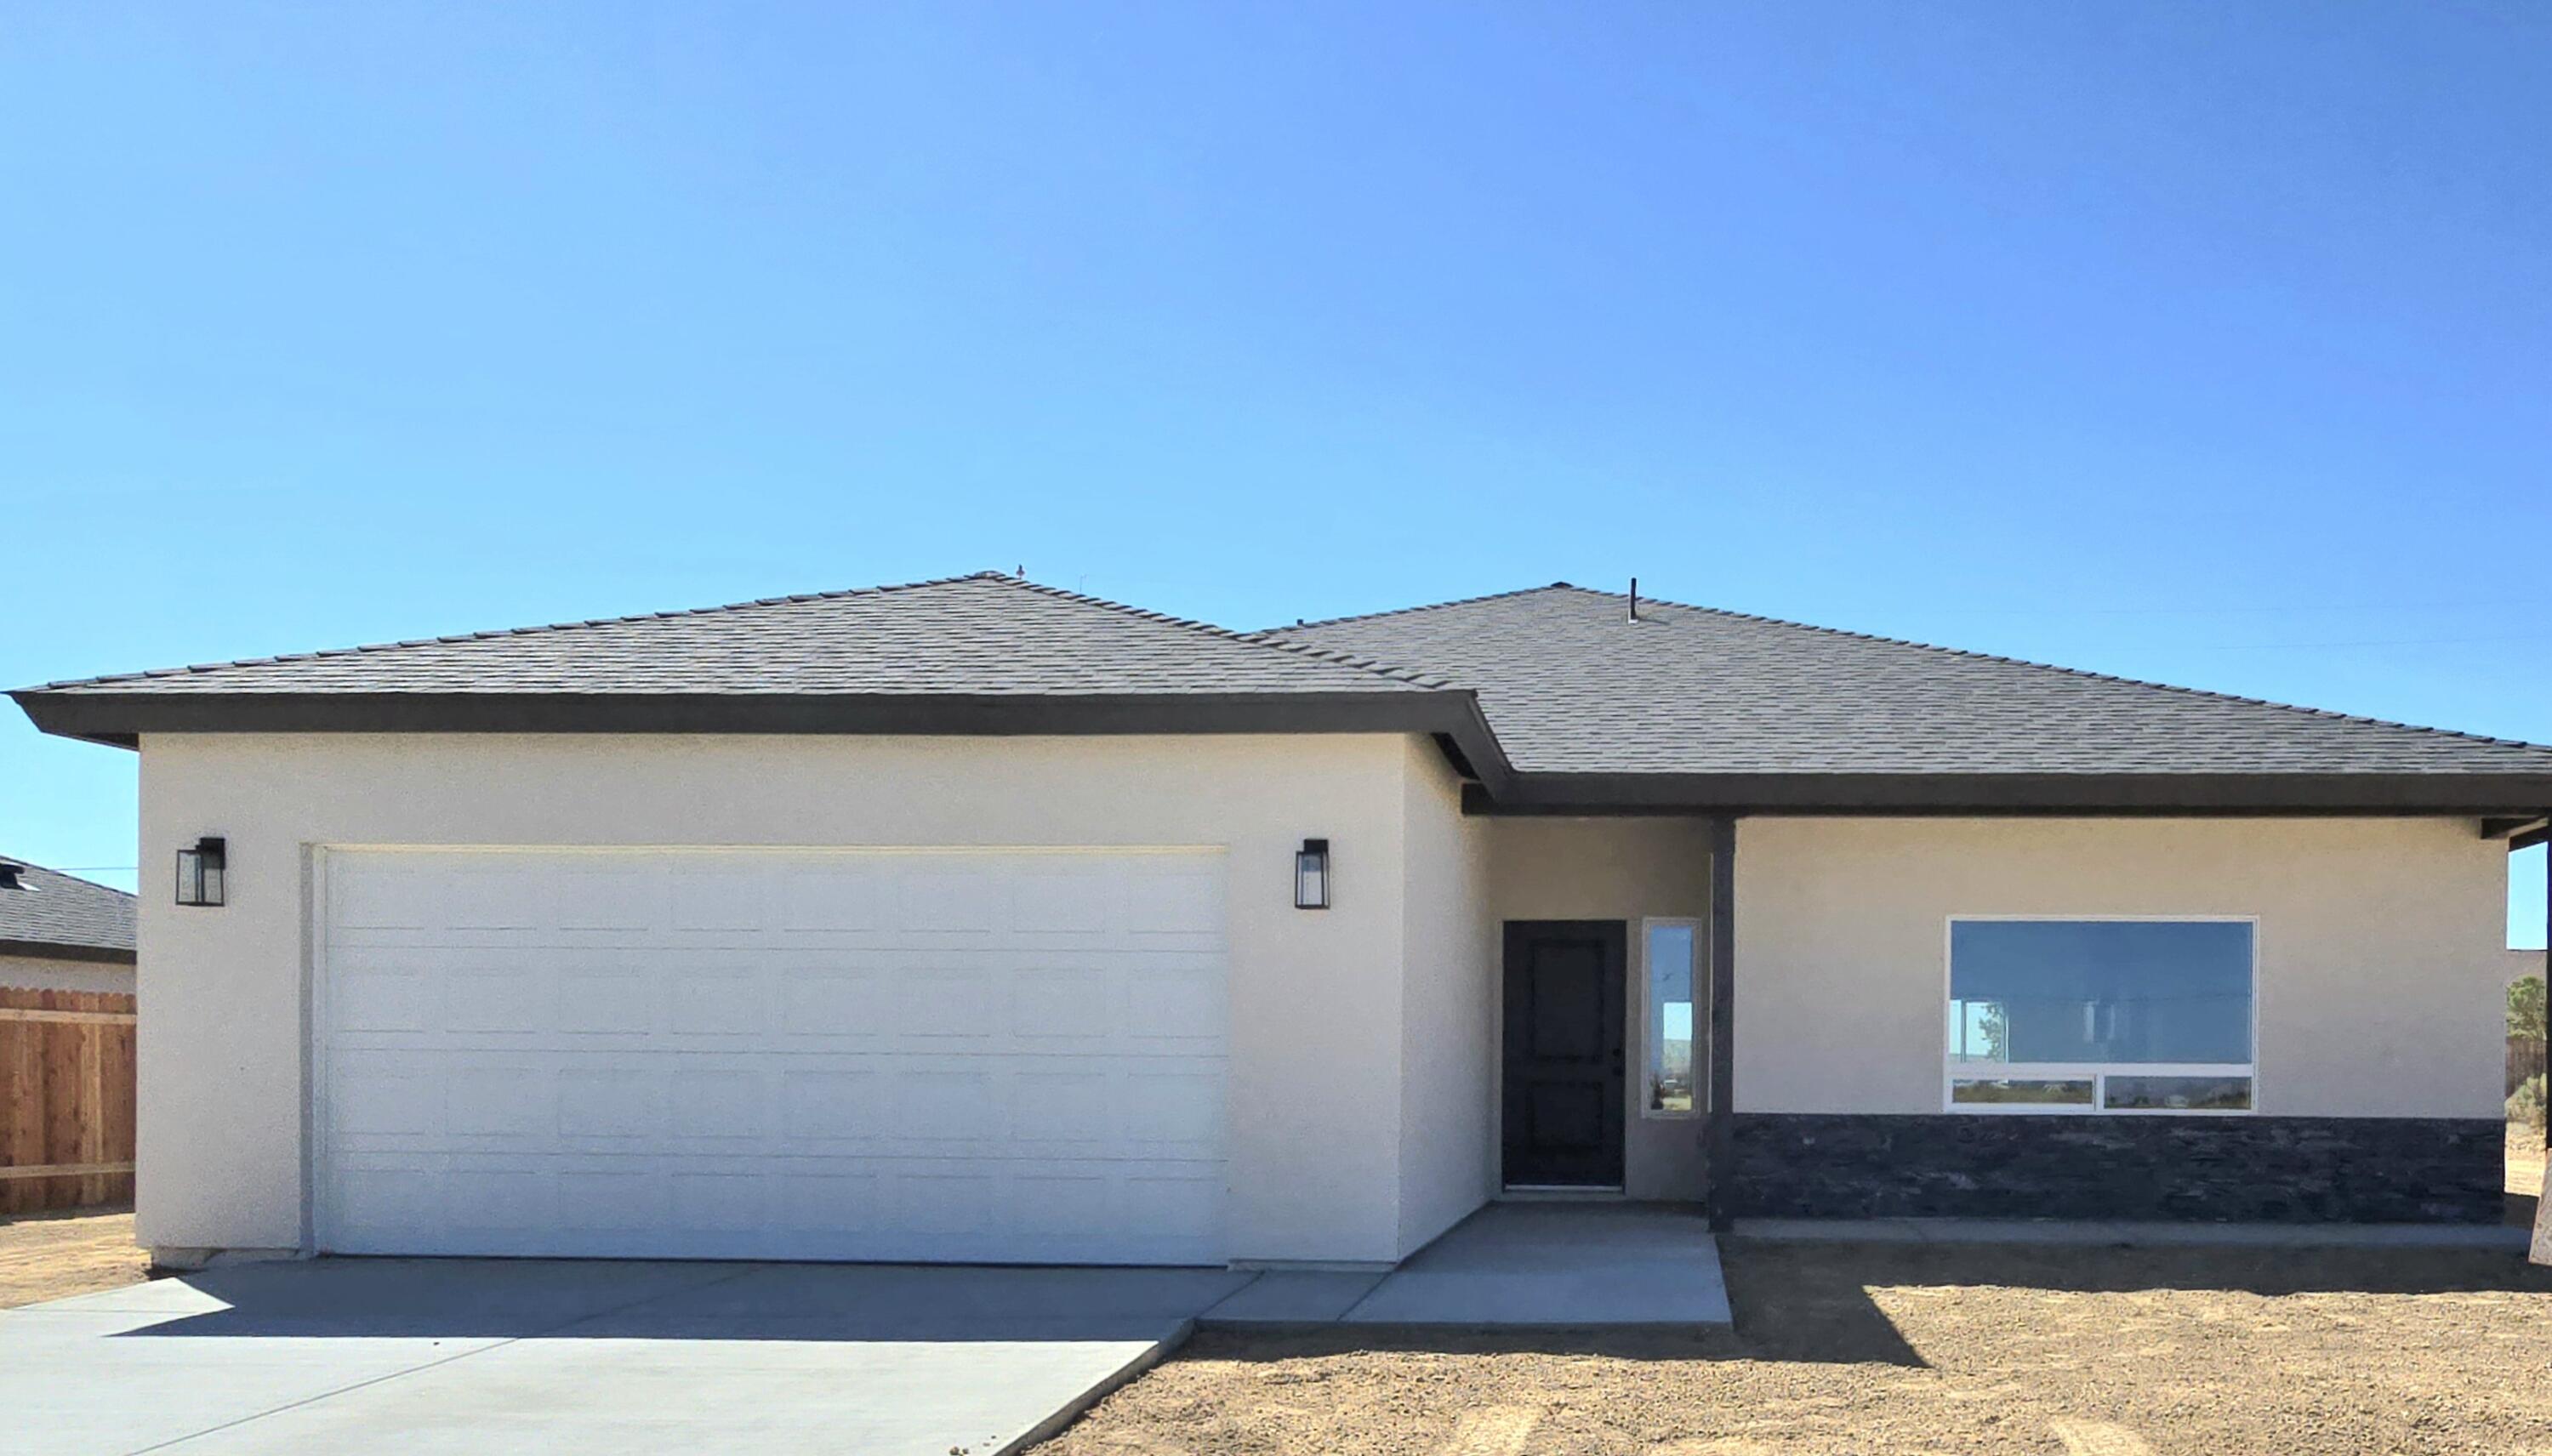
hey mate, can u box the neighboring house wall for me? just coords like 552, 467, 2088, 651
0, 953, 134, 994
1731, 817, 2509, 1221
136, 731, 1448, 1265
1395, 737, 1495, 1257
1485, 816, 1713, 1200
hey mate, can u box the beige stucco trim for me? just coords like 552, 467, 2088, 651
1483, 817, 1712, 1200
1737, 817, 2509, 1119
137, 731, 1453, 1265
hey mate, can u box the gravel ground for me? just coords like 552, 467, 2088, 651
0, 1207, 149, 1309
1040, 1240, 2552, 1456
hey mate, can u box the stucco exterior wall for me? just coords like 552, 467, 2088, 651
1395, 738, 1495, 1255
1736, 817, 2509, 1118
0, 953, 135, 994
135, 731, 1438, 1265
1484, 817, 1712, 1199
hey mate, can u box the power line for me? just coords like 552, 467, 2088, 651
1902, 598, 2536, 618
2185, 633, 2552, 651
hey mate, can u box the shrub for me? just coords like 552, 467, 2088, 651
2513, 1073, 2548, 1129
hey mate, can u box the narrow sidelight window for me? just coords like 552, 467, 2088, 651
1643, 919, 1700, 1117
1946, 918, 2256, 1115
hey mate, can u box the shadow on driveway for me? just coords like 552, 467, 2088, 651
88, 1257, 1253, 1343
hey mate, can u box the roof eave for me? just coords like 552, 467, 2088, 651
10, 687, 1518, 790
0, 936, 137, 965
1461, 771, 2552, 816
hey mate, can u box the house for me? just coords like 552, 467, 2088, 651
12, 573, 2549, 1269
0, 856, 137, 993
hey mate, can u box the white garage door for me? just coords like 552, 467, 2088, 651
315, 847, 1228, 1265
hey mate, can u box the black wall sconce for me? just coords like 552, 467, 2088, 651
176, 837, 226, 907
1294, 838, 1330, 910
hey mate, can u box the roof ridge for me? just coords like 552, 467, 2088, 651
28, 571, 1463, 697
24, 572, 1025, 692
988, 576, 1458, 690
1570, 584, 2552, 757
1263, 582, 1582, 634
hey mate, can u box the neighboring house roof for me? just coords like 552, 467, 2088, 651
14, 573, 2552, 815
1256, 584, 2552, 810
0, 857, 138, 964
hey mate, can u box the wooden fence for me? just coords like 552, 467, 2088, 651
2516, 1033, 2549, 1099
1, 988, 137, 1213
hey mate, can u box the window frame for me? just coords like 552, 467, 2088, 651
1638, 916, 1704, 1121
1940, 914, 2259, 1118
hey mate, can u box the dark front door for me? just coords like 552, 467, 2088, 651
1501, 920, 1626, 1188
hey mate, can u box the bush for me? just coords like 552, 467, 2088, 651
2513, 1073, 2548, 1129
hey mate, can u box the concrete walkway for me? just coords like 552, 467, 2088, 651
3, 1258, 1251, 1456
1207, 1203, 1733, 1328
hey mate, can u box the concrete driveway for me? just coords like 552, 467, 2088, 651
3, 1257, 1251, 1456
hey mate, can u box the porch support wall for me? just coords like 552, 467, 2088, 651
2534, 814, 2551, 1263
1705, 814, 1737, 1231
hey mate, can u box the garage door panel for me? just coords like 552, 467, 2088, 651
557, 966, 657, 1034
671, 1171, 770, 1233
778, 969, 893, 1037
332, 1067, 444, 1137
775, 1171, 880, 1231
1011, 969, 1119, 1041
319, 848, 1228, 1263
664, 1068, 771, 1140
1124, 966, 1225, 1044
1010, 1069, 1114, 1145
1006, 872, 1115, 936
898, 867, 1012, 933
445, 867, 550, 930
556, 1068, 664, 1138
328, 1156, 1230, 1263
772, 863, 891, 932
330, 962, 439, 1033
896, 970, 1001, 1039
445, 1066, 553, 1139
557, 1169, 665, 1231
778, 1069, 886, 1145
1125, 1069, 1226, 1150
443, 966, 555, 1032
553, 864, 659, 933
662, 864, 769, 931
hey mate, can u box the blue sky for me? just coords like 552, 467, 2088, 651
2, 3, 2543, 943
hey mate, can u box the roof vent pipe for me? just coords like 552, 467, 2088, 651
1627, 577, 1638, 623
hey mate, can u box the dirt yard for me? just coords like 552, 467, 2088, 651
2514, 1123, 2547, 1202
1044, 1240, 2552, 1456
0, 1207, 149, 1309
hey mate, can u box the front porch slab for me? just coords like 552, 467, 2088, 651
1336, 1203, 1731, 1327
1199, 1271, 1388, 1326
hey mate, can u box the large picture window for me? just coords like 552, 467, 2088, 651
1946, 918, 2255, 1115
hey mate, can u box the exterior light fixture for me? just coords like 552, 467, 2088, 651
1294, 839, 1330, 910
176, 837, 226, 907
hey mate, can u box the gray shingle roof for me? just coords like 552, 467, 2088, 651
0, 858, 137, 960
27, 573, 1449, 698
1258, 584, 2552, 778
14, 572, 2551, 810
